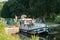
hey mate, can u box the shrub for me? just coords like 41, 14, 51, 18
0, 20, 20, 40
30, 35, 39, 40
55, 15, 60, 24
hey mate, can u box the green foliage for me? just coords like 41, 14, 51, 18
55, 15, 60, 23
30, 35, 39, 40
0, 20, 6, 32
0, 20, 20, 40
0, 2, 5, 10
0, 33, 20, 40
1, 0, 60, 18
6, 18, 14, 25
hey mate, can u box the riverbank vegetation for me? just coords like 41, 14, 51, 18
0, 20, 20, 40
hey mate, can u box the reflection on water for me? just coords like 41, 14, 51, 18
39, 34, 55, 40
18, 32, 60, 40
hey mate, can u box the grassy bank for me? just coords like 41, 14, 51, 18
0, 20, 20, 40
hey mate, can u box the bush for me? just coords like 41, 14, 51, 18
0, 20, 6, 32
30, 35, 39, 40
55, 15, 60, 24
0, 20, 20, 40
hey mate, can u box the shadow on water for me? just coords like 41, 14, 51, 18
18, 31, 60, 40
36, 33, 56, 40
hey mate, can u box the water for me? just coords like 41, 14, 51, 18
18, 31, 60, 40
18, 25, 60, 40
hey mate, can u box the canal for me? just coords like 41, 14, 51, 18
18, 26, 60, 40
18, 31, 60, 40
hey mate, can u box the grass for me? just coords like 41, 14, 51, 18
0, 20, 20, 40
30, 35, 39, 40
0, 33, 20, 40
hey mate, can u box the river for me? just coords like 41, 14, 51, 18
18, 31, 60, 40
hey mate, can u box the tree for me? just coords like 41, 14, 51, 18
1, 0, 60, 18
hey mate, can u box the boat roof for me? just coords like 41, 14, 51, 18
20, 18, 32, 20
